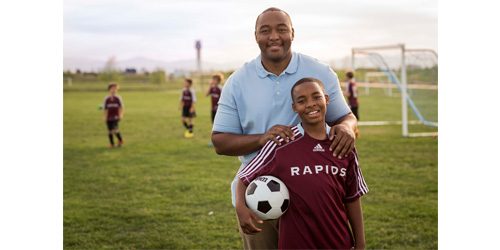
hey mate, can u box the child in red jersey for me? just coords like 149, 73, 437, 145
344, 70, 360, 138
205, 73, 224, 124
205, 73, 224, 145
235, 78, 368, 249
178, 78, 196, 138
103, 82, 124, 148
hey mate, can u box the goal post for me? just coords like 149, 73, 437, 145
351, 44, 438, 137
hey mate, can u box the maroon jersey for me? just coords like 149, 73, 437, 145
238, 124, 368, 250
180, 88, 196, 107
208, 86, 222, 111
103, 95, 124, 121
346, 80, 359, 107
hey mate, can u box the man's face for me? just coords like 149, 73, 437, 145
255, 11, 294, 63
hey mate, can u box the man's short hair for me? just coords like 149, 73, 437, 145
185, 78, 193, 85
255, 7, 293, 30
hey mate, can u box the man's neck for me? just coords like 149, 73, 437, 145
261, 53, 292, 76
302, 122, 327, 140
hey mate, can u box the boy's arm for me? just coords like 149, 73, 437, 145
190, 102, 195, 114
119, 107, 124, 120
102, 110, 107, 123
345, 198, 366, 250
205, 86, 211, 96
235, 178, 263, 235
178, 100, 183, 110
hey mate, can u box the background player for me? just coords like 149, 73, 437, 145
344, 70, 360, 138
103, 82, 124, 148
235, 78, 368, 249
178, 78, 196, 138
205, 73, 224, 145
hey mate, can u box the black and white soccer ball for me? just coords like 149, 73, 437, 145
245, 175, 290, 220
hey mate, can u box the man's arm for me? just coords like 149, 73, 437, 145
327, 112, 357, 159
345, 198, 366, 250
211, 125, 295, 156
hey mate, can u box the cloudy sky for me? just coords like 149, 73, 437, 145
64, 0, 437, 67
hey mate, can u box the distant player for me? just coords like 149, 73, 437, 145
103, 82, 124, 148
344, 70, 360, 138
178, 78, 196, 138
235, 78, 368, 249
205, 73, 224, 145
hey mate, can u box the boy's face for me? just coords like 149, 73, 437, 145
184, 81, 191, 88
109, 85, 117, 94
210, 78, 219, 86
292, 81, 329, 125
255, 10, 294, 63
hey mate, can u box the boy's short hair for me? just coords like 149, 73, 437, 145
212, 72, 224, 83
290, 77, 325, 101
108, 82, 119, 90
185, 78, 193, 85
345, 70, 354, 79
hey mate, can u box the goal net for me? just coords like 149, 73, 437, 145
351, 44, 438, 137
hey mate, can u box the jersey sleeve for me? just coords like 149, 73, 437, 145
323, 68, 352, 123
117, 95, 124, 108
212, 76, 243, 134
190, 89, 197, 102
344, 148, 369, 203
237, 138, 280, 185
103, 97, 108, 110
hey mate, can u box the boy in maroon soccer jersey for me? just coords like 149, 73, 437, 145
205, 73, 224, 124
178, 78, 196, 138
344, 70, 360, 138
205, 73, 224, 145
235, 78, 368, 249
102, 82, 124, 148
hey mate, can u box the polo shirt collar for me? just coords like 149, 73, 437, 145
256, 51, 299, 78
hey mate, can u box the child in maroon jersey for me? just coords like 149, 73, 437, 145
102, 82, 124, 148
235, 78, 367, 249
205, 73, 223, 145
205, 73, 224, 124
178, 78, 196, 138
344, 70, 360, 138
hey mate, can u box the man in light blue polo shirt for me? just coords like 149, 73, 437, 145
211, 7, 358, 249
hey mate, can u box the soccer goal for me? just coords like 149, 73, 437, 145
351, 44, 438, 137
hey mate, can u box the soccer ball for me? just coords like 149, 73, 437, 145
245, 175, 290, 220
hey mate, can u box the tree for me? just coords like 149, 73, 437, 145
150, 68, 166, 85
99, 56, 122, 82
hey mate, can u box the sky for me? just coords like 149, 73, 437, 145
63, 0, 438, 69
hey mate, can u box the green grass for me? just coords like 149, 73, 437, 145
64, 83, 437, 249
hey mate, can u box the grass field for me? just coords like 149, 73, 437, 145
64, 81, 437, 249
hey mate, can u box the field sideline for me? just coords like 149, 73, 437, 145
64, 84, 437, 249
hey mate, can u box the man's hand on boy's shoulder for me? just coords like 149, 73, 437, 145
259, 124, 295, 147
328, 123, 355, 159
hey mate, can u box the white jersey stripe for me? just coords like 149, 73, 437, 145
239, 141, 277, 178
238, 127, 301, 180
353, 152, 368, 194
